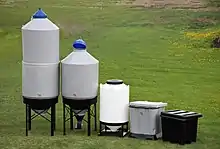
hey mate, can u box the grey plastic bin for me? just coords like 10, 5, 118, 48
129, 101, 167, 140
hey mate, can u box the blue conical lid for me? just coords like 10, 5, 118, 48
73, 39, 86, 50
32, 8, 47, 19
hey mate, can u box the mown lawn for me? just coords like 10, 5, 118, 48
0, 0, 220, 149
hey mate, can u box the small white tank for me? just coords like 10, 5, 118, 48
22, 61, 59, 99
61, 39, 99, 99
22, 8, 59, 63
100, 80, 130, 124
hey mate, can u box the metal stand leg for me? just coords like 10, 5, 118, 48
88, 106, 91, 136
28, 105, 31, 130
70, 107, 73, 130
126, 123, 129, 132
54, 106, 56, 131
23, 97, 58, 136
121, 124, 124, 137
98, 121, 129, 137
26, 104, 28, 136
94, 103, 97, 131
51, 104, 55, 136
62, 97, 97, 136
99, 121, 102, 136
63, 104, 66, 135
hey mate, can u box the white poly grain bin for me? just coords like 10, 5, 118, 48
22, 8, 59, 63
22, 61, 59, 99
129, 101, 167, 139
61, 39, 99, 100
100, 80, 129, 127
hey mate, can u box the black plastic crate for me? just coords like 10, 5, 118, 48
161, 110, 202, 145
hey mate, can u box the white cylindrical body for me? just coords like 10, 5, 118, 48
61, 50, 99, 99
100, 82, 129, 123
22, 18, 59, 63
22, 61, 59, 99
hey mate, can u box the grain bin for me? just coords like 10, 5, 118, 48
21, 8, 60, 136
61, 39, 99, 136
61, 39, 98, 99
99, 79, 130, 137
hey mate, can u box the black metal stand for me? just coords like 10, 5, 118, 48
99, 121, 129, 137
129, 133, 158, 140
23, 97, 58, 136
62, 96, 97, 136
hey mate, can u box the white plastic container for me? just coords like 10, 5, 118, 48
22, 8, 59, 63
129, 101, 167, 139
100, 80, 129, 124
22, 61, 59, 99
61, 39, 99, 100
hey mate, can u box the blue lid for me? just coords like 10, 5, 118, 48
73, 39, 86, 50
32, 8, 47, 19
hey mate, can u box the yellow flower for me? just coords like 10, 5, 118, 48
185, 30, 220, 39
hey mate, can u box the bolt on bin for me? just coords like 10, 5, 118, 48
161, 110, 203, 145
129, 101, 167, 140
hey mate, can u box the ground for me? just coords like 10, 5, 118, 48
0, 0, 220, 149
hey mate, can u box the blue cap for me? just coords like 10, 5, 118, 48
73, 39, 86, 50
32, 8, 47, 19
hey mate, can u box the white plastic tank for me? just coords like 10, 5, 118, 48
61, 39, 99, 99
100, 80, 130, 124
129, 101, 167, 139
22, 8, 60, 99
22, 62, 59, 99
22, 8, 59, 63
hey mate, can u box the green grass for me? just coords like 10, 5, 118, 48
0, 0, 220, 149
207, 0, 220, 7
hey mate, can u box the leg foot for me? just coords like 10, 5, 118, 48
94, 103, 97, 131
26, 104, 28, 136
88, 106, 91, 136
70, 107, 73, 130
28, 105, 31, 130
51, 104, 55, 136
63, 104, 66, 135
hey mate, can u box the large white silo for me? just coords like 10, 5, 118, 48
21, 8, 60, 136
61, 39, 99, 135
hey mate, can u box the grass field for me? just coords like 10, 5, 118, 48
0, 0, 220, 149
